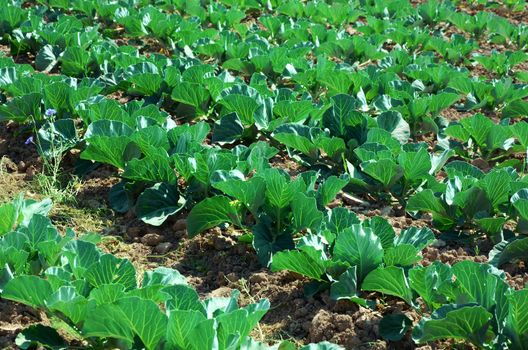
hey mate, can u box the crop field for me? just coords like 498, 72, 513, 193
1, 0, 528, 349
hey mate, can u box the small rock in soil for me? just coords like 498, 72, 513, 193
25, 166, 36, 179
432, 239, 446, 248
249, 272, 269, 285
17, 161, 26, 172
208, 286, 232, 298
2, 157, 17, 172
141, 233, 163, 246
225, 272, 238, 283
173, 230, 187, 239
212, 235, 235, 250
217, 272, 227, 286
172, 219, 187, 231
380, 206, 392, 216
155, 242, 172, 254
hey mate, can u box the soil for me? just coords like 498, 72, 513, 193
5, 118, 528, 348
0, 300, 42, 350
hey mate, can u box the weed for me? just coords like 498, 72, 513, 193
29, 109, 80, 204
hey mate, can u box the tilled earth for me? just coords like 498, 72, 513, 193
1, 133, 527, 349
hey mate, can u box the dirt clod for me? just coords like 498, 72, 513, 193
141, 233, 164, 246
155, 242, 172, 254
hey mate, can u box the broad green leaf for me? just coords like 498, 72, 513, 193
384, 244, 422, 267
212, 113, 244, 144
329, 266, 367, 306
89, 284, 125, 305
47, 286, 88, 324
212, 176, 266, 215
216, 300, 269, 348
21, 214, 58, 249
444, 160, 484, 179
479, 170, 511, 209
43, 81, 70, 112
511, 121, 528, 147
412, 304, 493, 346
61, 46, 90, 77
136, 183, 186, 226
292, 193, 323, 232
164, 285, 202, 313
379, 314, 412, 341
166, 310, 208, 349
187, 196, 241, 237
354, 143, 392, 162
451, 260, 507, 311
333, 225, 384, 281
171, 82, 210, 115
428, 92, 460, 115
15, 325, 67, 350
322, 94, 364, 138
511, 189, 528, 220
361, 158, 403, 188
318, 176, 349, 206
128, 73, 162, 96
85, 254, 137, 291
123, 154, 177, 185
364, 216, 395, 250
3, 275, 53, 308
366, 128, 402, 155
0, 202, 18, 235
505, 289, 528, 350
62, 240, 101, 279
273, 124, 319, 157
475, 217, 506, 238
453, 186, 491, 219
489, 237, 528, 268
262, 169, 301, 209
82, 120, 134, 169
362, 266, 413, 305
0, 93, 42, 123
20, 198, 52, 226
253, 218, 295, 267
108, 181, 133, 214
271, 246, 327, 281
35, 45, 61, 72
398, 148, 431, 181
445, 124, 470, 142
130, 126, 170, 157
316, 135, 346, 159
377, 111, 410, 144
394, 227, 435, 250
326, 207, 360, 235
407, 190, 449, 219
409, 263, 453, 310
503, 100, 528, 119
84, 297, 167, 350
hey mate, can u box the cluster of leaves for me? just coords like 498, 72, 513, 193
271, 211, 435, 303
371, 261, 528, 349
0, 195, 341, 350
407, 162, 528, 243
187, 168, 349, 265
81, 118, 280, 226
190, 201, 528, 348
